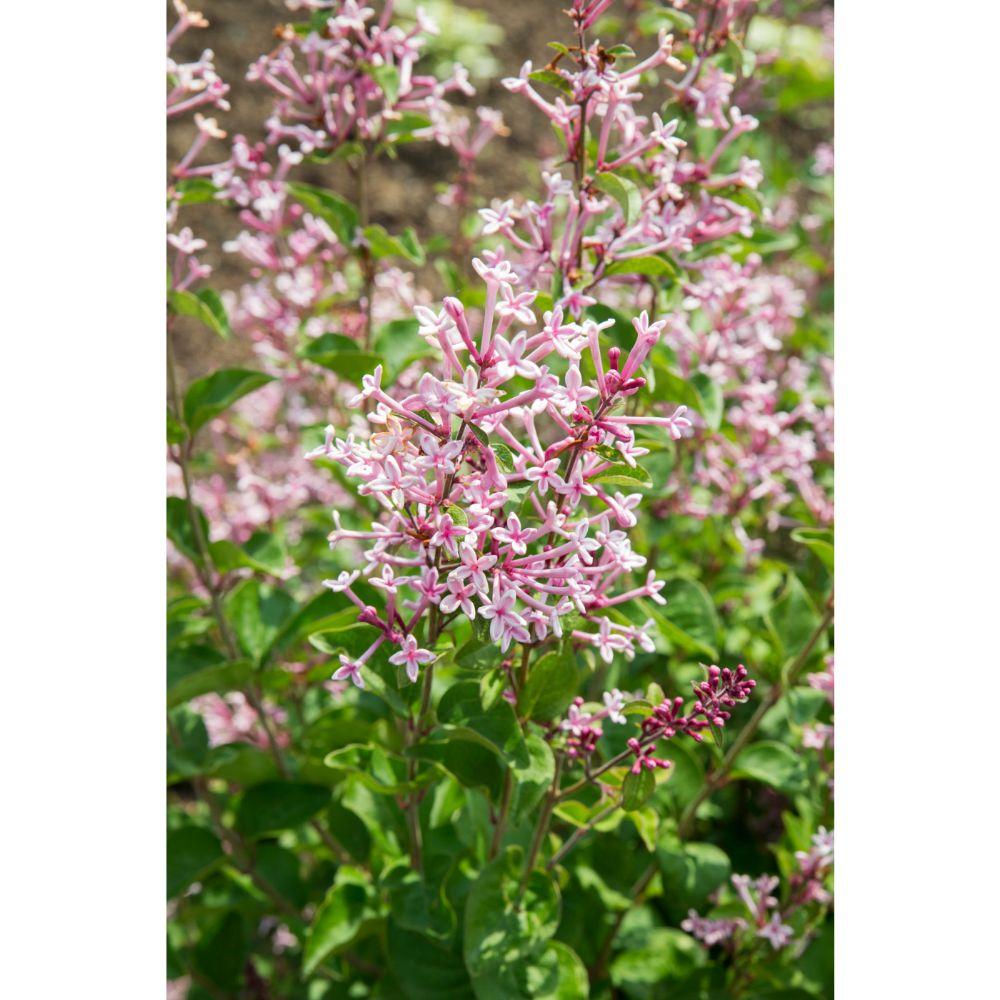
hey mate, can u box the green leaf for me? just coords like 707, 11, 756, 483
648, 577, 720, 660
182, 368, 275, 435
209, 531, 288, 576
437, 682, 528, 766
510, 734, 556, 823
492, 443, 516, 474
518, 647, 578, 721
166, 496, 208, 566
371, 63, 401, 105
172, 177, 218, 205
167, 825, 223, 898
168, 287, 232, 340
575, 865, 631, 912
234, 781, 330, 838
224, 579, 298, 664
166, 649, 253, 709
730, 741, 807, 794
363, 224, 426, 265
444, 503, 469, 527
766, 571, 822, 665
374, 317, 434, 380
463, 848, 561, 991
610, 928, 705, 989
791, 527, 834, 571
285, 181, 358, 244
659, 738, 705, 811
166, 410, 187, 444
387, 922, 472, 1000
690, 371, 724, 431
194, 912, 248, 991
382, 864, 456, 941
327, 801, 372, 862
303, 867, 379, 976
327, 745, 441, 796
650, 361, 723, 430
301, 334, 384, 384
656, 836, 731, 914
604, 254, 678, 280
594, 172, 642, 226
594, 462, 652, 488
622, 768, 656, 811
636, 6, 696, 34
409, 736, 505, 802
527, 941, 590, 998
527, 68, 573, 95
256, 842, 307, 909
204, 744, 279, 786
167, 706, 209, 783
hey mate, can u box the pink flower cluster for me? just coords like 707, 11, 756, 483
804, 654, 835, 767
308, 258, 694, 684
682, 827, 834, 952
168, 383, 347, 549
489, 31, 762, 297
662, 254, 832, 547
250, 0, 481, 155
192, 692, 291, 750
167, 3, 230, 121
167, 2, 229, 286
476, 7, 831, 547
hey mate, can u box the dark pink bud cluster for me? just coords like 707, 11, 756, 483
691, 664, 756, 726
640, 663, 755, 745
640, 695, 701, 741
627, 737, 673, 774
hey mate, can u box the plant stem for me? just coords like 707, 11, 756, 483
547, 799, 619, 871
489, 769, 515, 860
518, 754, 563, 899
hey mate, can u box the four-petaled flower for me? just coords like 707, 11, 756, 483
388, 635, 435, 682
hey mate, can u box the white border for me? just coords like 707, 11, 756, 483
3, 0, 999, 995
2, 0, 163, 994
837, 0, 1000, 994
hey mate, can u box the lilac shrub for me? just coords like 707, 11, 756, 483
167, 1, 834, 995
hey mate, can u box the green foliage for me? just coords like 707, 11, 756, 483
165, 2, 834, 995
182, 368, 275, 436
235, 782, 331, 838
168, 287, 231, 339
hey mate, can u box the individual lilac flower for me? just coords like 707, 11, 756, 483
681, 911, 746, 946
322, 570, 360, 593
388, 635, 435, 683
440, 577, 478, 618
348, 365, 383, 407
492, 513, 531, 555
333, 654, 365, 689
453, 543, 498, 594
479, 577, 530, 651
602, 688, 628, 724
758, 912, 794, 950
429, 511, 470, 556
524, 458, 565, 495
